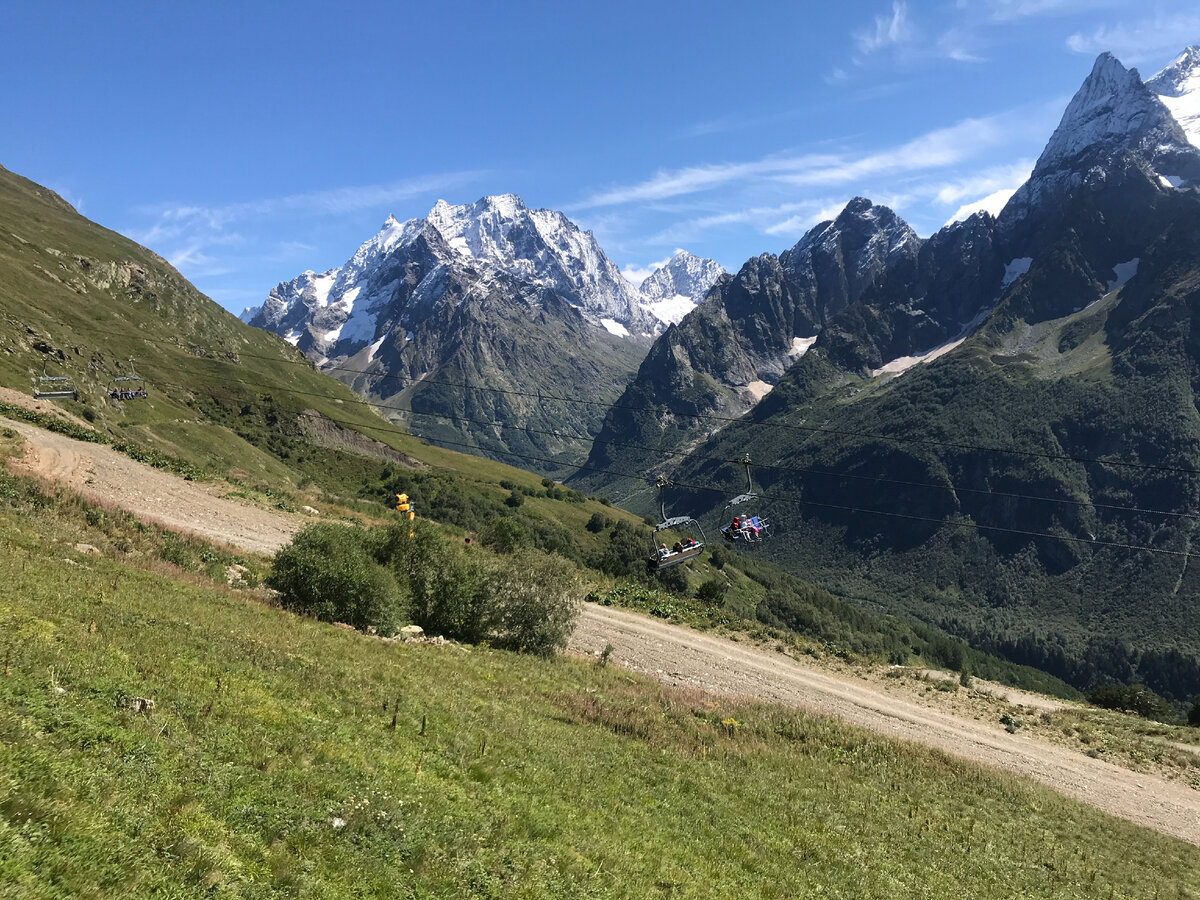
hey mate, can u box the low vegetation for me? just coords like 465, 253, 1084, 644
3, 494, 1200, 897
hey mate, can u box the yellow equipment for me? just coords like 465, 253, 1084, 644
396, 493, 416, 524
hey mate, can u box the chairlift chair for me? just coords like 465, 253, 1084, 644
109, 358, 148, 401
33, 360, 79, 401
721, 454, 771, 545
649, 476, 706, 569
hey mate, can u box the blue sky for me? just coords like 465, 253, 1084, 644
3, 1, 1198, 312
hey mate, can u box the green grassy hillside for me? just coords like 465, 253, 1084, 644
2, 468, 1198, 898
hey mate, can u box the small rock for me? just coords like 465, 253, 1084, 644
399, 625, 424, 641
126, 697, 155, 715
331, 817, 346, 829
224, 564, 249, 586
302, 505, 321, 516
74, 543, 101, 556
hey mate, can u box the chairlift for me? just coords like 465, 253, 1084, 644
33, 359, 79, 401
109, 358, 148, 401
649, 475, 706, 569
721, 454, 771, 546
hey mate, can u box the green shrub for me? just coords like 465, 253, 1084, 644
504, 490, 525, 508
481, 516, 530, 554
1189, 696, 1200, 727
1087, 683, 1177, 722
585, 512, 610, 533
477, 550, 585, 656
389, 522, 487, 643
269, 523, 405, 636
695, 577, 729, 604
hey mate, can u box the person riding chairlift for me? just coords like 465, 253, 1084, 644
728, 515, 759, 542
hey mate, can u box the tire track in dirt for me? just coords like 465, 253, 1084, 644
7, 414, 1200, 846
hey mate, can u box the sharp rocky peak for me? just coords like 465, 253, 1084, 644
1033, 52, 1186, 171
1148, 46, 1200, 96
638, 250, 727, 306
786, 197, 919, 267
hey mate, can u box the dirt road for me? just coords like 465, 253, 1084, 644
2, 416, 302, 555
7, 415, 1200, 846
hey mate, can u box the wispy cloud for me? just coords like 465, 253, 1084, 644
945, 187, 1019, 226
854, 2, 914, 54
579, 106, 1052, 213
129, 170, 482, 286
1065, 14, 1200, 64
931, 159, 1036, 206
978, 0, 1107, 22
620, 253, 677, 286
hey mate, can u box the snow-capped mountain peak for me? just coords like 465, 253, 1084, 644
999, 50, 1200, 236
1148, 45, 1200, 147
243, 192, 680, 352
638, 250, 727, 325
1035, 53, 1170, 168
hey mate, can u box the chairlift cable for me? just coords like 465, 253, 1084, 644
72, 325, 1200, 479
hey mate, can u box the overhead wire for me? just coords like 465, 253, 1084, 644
69, 323, 1200, 479
57, 325, 1200, 556
165, 367, 1200, 525
281, 407, 1193, 559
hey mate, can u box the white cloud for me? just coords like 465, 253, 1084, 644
579, 106, 1052, 213
620, 254, 674, 286
854, 2, 914, 54
944, 187, 1019, 226
932, 159, 1035, 205
982, 0, 1102, 22
1066, 15, 1200, 64
129, 171, 481, 286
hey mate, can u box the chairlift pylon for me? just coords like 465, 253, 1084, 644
649, 475, 706, 569
33, 359, 79, 401
721, 454, 771, 546
109, 357, 148, 401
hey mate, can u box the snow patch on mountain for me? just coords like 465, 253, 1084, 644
791, 336, 818, 358
1108, 258, 1140, 292
601, 318, 630, 337
1002, 257, 1032, 287
646, 295, 697, 325
1149, 46, 1200, 148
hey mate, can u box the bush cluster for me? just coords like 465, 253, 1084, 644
268, 520, 585, 656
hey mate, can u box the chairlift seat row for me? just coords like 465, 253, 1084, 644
34, 361, 79, 401
648, 476, 706, 570
723, 515, 769, 543
654, 540, 703, 568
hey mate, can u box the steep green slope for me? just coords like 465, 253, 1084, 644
0, 164, 412, 482
670, 220, 1200, 703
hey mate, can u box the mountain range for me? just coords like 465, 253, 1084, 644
238, 45, 1200, 700
242, 197, 724, 475
571, 47, 1200, 701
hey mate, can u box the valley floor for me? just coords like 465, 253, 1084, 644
5, 410, 1200, 848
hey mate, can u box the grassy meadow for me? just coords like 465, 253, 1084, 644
1, 478, 1199, 897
